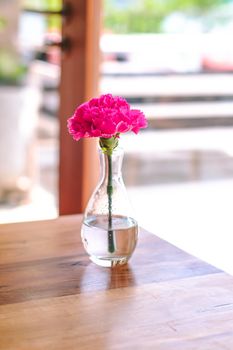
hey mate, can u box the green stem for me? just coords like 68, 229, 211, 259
107, 153, 115, 253
99, 137, 118, 254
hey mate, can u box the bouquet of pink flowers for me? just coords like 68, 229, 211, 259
68, 94, 147, 253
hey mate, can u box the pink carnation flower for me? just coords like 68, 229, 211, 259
67, 94, 147, 140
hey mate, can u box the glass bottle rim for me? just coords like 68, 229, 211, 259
98, 146, 124, 155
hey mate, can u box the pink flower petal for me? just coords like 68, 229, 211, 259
67, 94, 148, 140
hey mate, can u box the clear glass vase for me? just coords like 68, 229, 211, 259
81, 147, 138, 267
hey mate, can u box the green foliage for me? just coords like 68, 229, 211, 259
0, 50, 27, 86
0, 17, 7, 31
23, 0, 62, 30
46, 0, 61, 30
104, 0, 226, 33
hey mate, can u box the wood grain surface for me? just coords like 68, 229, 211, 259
0, 215, 232, 350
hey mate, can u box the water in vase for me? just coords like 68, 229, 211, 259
81, 215, 138, 267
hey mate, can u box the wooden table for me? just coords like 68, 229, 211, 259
0, 215, 233, 349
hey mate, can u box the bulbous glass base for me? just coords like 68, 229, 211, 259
81, 215, 138, 268
90, 255, 130, 267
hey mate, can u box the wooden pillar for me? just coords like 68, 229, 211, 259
59, 0, 101, 215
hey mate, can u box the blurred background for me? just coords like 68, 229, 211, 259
0, 0, 233, 272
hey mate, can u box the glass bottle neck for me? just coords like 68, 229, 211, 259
99, 147, 124, 182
